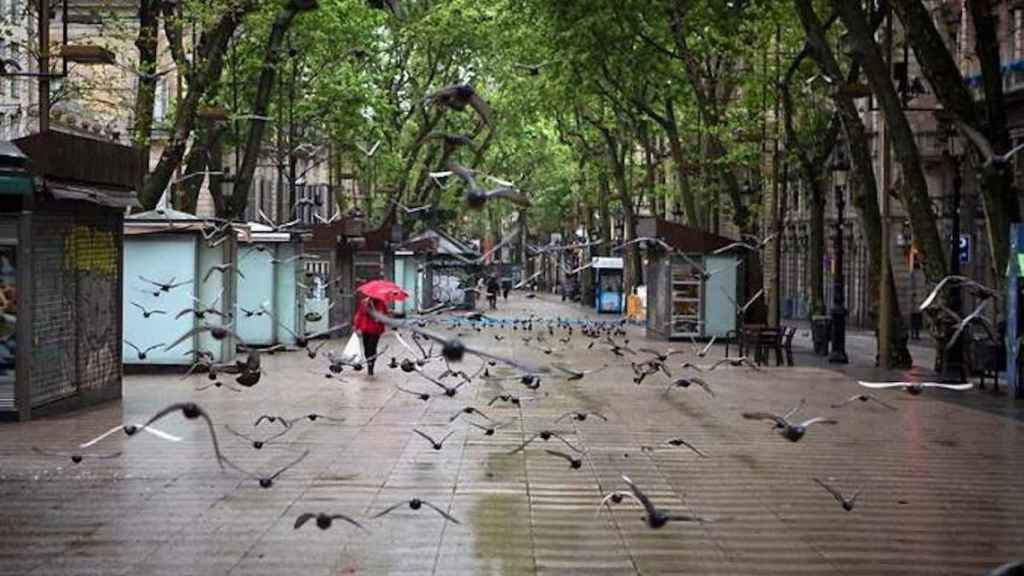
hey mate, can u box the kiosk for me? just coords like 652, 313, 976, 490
593, 257, 624, 314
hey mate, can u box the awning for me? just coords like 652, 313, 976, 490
48, 181, 140, 208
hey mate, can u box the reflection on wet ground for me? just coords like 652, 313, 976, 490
0, 293, 1021, 575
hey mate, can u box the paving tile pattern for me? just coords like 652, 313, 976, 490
1, 294, 1022, 575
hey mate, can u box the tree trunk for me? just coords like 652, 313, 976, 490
132, 0, 159, 166
890, 0, 1018, 291
798, 0, 912, 367
139, 4, 252, 209
230, 0, 318, 219
833, 0, 947, 286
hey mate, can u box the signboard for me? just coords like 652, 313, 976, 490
959, 234, 971, 264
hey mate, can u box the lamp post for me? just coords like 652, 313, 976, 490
935, 117, 966, 381
829, 136, 850, 364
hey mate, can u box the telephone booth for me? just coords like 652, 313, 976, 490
593, 257, 624, 314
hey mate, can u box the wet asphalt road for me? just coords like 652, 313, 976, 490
1, 293, 1022, 575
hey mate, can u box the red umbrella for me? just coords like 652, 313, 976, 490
357, 279, 409, 302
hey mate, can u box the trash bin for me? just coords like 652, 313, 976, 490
811, 315, 831, 356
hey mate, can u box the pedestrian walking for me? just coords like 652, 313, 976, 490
486, 274, 500, 310
353, 295, 388, 375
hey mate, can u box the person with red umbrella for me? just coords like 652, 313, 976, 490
353, 280, 408, 375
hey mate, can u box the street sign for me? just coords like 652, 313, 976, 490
959, 234, 971, 264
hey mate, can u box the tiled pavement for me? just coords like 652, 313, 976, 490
1, 294, 1023, 575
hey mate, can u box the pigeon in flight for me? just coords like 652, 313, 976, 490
831, 394, 897, 411
294, 512, 367, 531
139, 275, 191, 294
448, 407, 493, 424
663, 376, 714, 397
712, 233, 775, 255
226, 449, 310, 488
812, 477, 864, 511
448, 162, 531, 210
620, 475, 709, 529
138, 402, 228, 468
124, 340, 164, 360
372, 498, 460, 524
413, 428, 456, 451
918, 275, 998, 311
545, 449, 583, 469
424, 83, 492, 127
165, 323, 244, 351
742, 400, 837, 442
641, 438, 707, 458
508, 430, 583, 455
857, 381, 973, 396
130, 302, 166, 318
224, 423, 290, 450
202, 263, 244, 283
554, 410, 608, 423
31, 447, 121, 464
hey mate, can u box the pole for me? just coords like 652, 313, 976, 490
37, 0, 49, 132
288, 37, 297, 220
878, 8, 894, 369
829, 182, 849, 363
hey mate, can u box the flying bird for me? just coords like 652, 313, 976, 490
226, 449, 310, 488
130, 302, 166, 318
663, 376, 714, 397
642, 438, 707, 458
413, 428, 456, 451
611, 237, 673, 253
139, 275, 191, 293
554, 410, 608, 423
951, 117, 1024, 173
831, 394, 897, 411
424, 83, 492, 127
31, 447, 121, 464
918, 275, 998, 311
165, 323, 244, 351
708, 356, 760, 371
138, 402, 228, 468
371, 498, 460, 524
202, 263, 244, 283
742, 400, 837, 442
294, 512, 367, 531
545, 449, 582, 469
712, 234, 775, 255
448, 407, 493, 424
124, 340, 164, 360
812, 477, 864, 511
509, 430, 583, 454
620, 475, 709, 528
448, 162, 531, 210
224, 423, 291, 450
857, 381, 973, 395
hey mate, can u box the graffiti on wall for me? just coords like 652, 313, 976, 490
64, 223, 119, 394
64, 225, 117, 275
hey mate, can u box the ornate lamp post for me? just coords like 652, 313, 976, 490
939, 119, 966, 382
829, 135, 850, 364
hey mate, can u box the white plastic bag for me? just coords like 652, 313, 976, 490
341, 332, 365, 365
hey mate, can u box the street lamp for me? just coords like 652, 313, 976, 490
829, 135, 850, 364
937, 118, 966, 382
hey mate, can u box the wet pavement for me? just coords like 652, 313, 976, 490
1, 293, 1022, 575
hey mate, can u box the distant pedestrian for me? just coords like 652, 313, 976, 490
501, 278, 511, 300
353, 295, 387, 375
486, 275, 500, 310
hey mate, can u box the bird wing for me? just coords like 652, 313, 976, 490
620, 475, 659, 520
548, 432, 585, 453
918, 276, 963, 311
293, 513, 316, 529
124, 340, 141, 353
742, 412, 787, 427
370, 501, 407, 519
857, 381, 907, 389
952, 118, 996, 165
508, 433, 540, 454
421, 500, 461, 524
141, 426, 183, 443
267, 449, 311, 481
812, 477, 847, 505
544, 449, 575, 463
485, 186, 531, 207
694, 377, 715, 397
143, 343, 165, 354
164, 328, 200, 351
413, 428, 438, 446
78, 425, 126, 448
396, 385, 430, 398
329, 514, 367, 531
666, 438, 707, 458
801, 417, 838, 427
923, 382, 973, 391
783, 399, 806, 420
